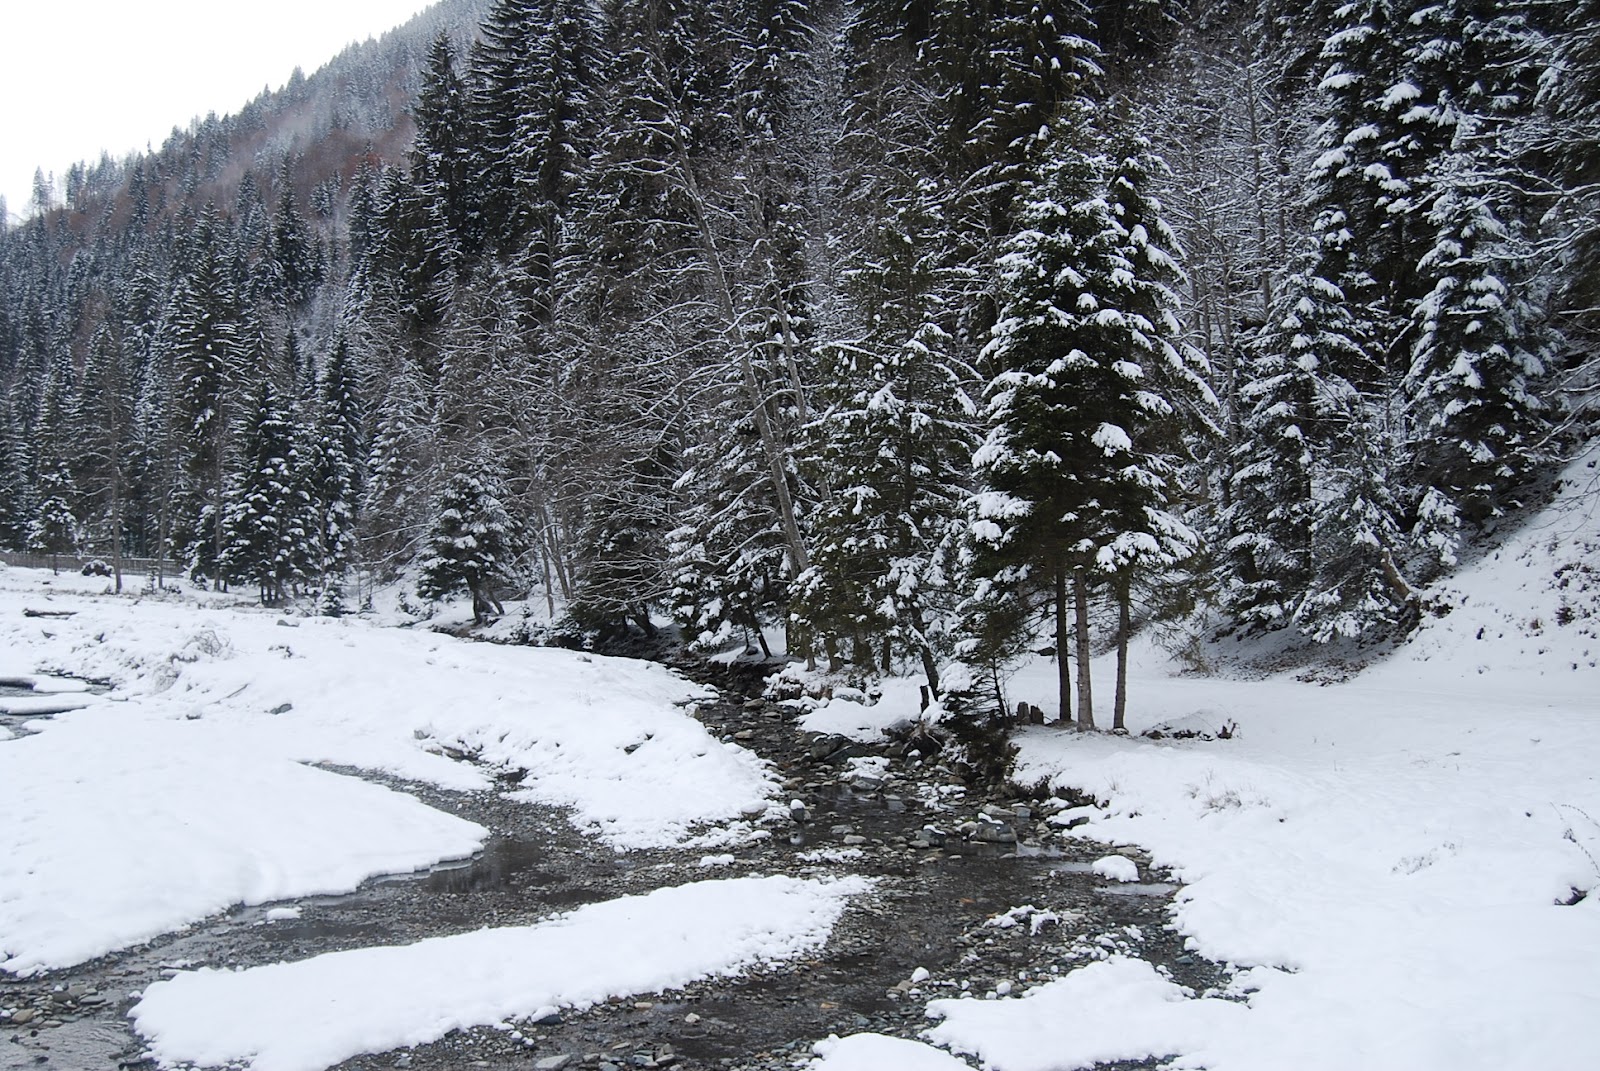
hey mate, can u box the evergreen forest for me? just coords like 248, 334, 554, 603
1, 0, 1596, 722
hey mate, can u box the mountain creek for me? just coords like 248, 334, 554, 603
1, 655, 1224, 1071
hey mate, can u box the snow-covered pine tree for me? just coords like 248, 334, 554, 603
1224, 268, 1348, 630
73, 325, 134, 591
974, 115, 1207, 728
1097, 134, 1216, 727
417, 462, 520, 624
28, 463, 79, 574
1528, 0, 1600, 357
794, 172, 980, 693
0, 402, 31, 551
1407, 156, 1551, 568
471, 0, 560, 255
221, 379, 311, 606
411, 32, 483, 262
302, 341, 364, 613
268, 163, 324, 310
164, 207, 247, 586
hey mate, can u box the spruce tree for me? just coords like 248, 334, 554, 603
418, 463, 520, 624
222, 380, 310, 606
794, 173, 980, 692
974, 119, 1208, 727
28, 464, 78, 573
73, 325, 134, 591
1408, 162, 1550, 565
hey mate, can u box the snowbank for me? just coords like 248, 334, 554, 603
983, 448, 1600, 1069
806, 449, 1600, 1070
0, 709, 485, 975
0, 567, 778, 971
134, 875, 871, 1071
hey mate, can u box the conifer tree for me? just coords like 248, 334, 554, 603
0, 402, 30, 551
222, 380, 310, 606
165, 210, 247, 584
794, 173, 980, 692
1407, 161, 1550, 566
412, 33, 483, 259
74, 325, 134, 591
973, 118, 1208, 727
28, 463, 79, 573
417, 463, 520, 624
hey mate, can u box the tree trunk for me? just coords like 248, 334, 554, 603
1114, 575, 1131, 732
110, 461, 124, 594
1074, 568, 1094, 731
1054, 563, 1073, 725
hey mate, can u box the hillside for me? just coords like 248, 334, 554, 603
0, 0, 1596, 711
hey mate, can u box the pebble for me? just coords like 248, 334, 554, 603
10, 1008, 37, 1025
683, 1013, 701, 1025
842, 834, 868, 846
536, 1056, 577, 1071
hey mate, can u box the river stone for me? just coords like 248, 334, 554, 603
974, 823, 1017, 844
536, 1056, 576, 1071
10, 1008, 37, 1025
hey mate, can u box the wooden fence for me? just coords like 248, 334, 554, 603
0, 551, 185, 581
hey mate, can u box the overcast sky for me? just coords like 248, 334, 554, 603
1, 1, 431, 221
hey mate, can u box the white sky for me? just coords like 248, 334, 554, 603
1, 1, 431, 221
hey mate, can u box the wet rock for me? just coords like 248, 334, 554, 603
973, 822, 1017, 844
10, 1007, 37, 1025
537, 1056, 577, 1071
842, 835, 868, 846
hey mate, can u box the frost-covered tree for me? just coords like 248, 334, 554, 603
1407, 161, 1551, 567
28, 464, 79, 573
973, 119, 1208, 728
417, 463, 520, 624
73, 325, 134, 591
222, 380, 310, 606
794, 173, 980, 693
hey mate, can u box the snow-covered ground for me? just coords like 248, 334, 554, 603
0, 568, 777, 974
812, 451, 1600, 1069
134, 875, 869, 1071
4, 450, 1596, 1070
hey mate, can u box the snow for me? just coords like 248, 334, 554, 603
795, 674, 933, 741
804, 449, 1600, 1070
924, 956, 1249, 1070
134, 875, 871, 1071
810, 1032, 973, 1071
0, 691, 102, 715
0, 707, 485, 975
1091, 855, 1140, 882
0, 569, 777, 972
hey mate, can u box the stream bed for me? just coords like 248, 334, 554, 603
1, 658, 1220, 1071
